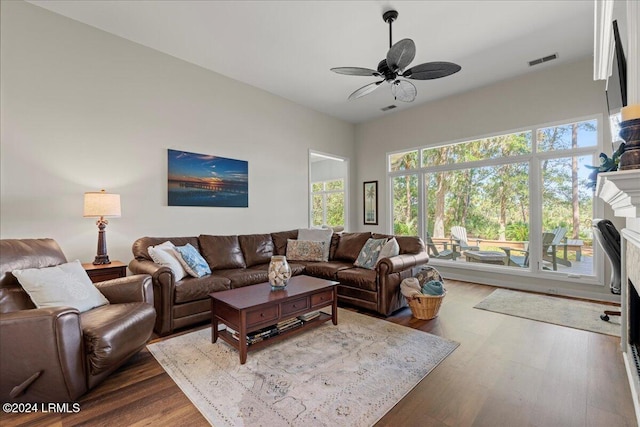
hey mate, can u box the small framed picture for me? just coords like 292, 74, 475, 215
363, 181, 378, 225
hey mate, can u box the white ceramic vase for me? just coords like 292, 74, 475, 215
268, 255, 291, 290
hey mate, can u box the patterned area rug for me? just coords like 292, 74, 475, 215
147, 308, 458, 426
474, 288, 621, 337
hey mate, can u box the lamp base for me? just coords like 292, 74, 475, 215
93, 255, 111, 265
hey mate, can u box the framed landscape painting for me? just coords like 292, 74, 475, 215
363, 181, 378, 225
168, 149, 248, 207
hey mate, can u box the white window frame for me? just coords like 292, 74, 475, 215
310, 179, 346, 227
386, 114, 604, 285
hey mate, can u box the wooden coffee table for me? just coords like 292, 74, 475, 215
210, 275, 338, 364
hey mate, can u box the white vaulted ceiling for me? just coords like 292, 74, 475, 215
28, 0, 595, 124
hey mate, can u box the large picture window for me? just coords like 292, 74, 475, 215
389, 117, 599, 279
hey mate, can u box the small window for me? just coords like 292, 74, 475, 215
537, 119, 597, 152
422, 132, 531, 167
389, 150, 419, 172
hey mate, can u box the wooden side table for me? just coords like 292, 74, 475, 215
82, 261, 127, 283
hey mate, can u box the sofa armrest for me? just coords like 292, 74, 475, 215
377, 252, 430, 275
0, 308, 87, 402
129, 259, 175, 336
94, 274, 153, 305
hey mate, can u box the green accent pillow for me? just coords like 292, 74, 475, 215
354, 238, 387, 270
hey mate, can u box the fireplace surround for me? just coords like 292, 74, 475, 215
597, 169, 640, 423
622, 229, 640, 418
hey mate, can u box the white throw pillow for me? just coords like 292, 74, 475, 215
298, 228, 333, 261
148, 241, 188, 280
13, 260, 109, 313
376, 237, 400, 265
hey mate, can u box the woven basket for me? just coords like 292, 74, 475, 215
406, 291, 446, 320
402, 265, 446, 320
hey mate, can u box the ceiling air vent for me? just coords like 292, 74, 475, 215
528, 53, 558, 67
381, 105, 397, 111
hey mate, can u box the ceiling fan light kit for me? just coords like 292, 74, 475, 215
331, 9, 461, 103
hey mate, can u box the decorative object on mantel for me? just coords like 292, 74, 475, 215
618, 104, 640, 170
83, 189, 121, 265
585, 143, 625, 189
267, 255, 291, 290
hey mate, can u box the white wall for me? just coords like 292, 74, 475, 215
354, 58, 620, 300
0, 1, 355, 263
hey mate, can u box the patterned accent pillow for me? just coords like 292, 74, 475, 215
376, 237, 400, 265
286, 239, 325, 262
175, 243, 211, 278
354, 238, 388, 270
297, 228, 332, 261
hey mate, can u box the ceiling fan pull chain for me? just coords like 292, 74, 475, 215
389, 18, 392, 48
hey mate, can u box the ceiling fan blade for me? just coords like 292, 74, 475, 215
348, 80, 384, 100
331, 67, 381, 77
403, 62, 462, 80
386, 38, 416, 72
391, 80, 416, 102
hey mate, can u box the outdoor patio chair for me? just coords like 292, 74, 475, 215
500, 232, 558, 270
450, 226, 480, 252
426, 234, 457, 260
547, 226, 571, 267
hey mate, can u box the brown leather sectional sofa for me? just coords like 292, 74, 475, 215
130, 231, 429, 335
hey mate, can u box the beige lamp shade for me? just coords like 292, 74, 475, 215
83, 190, 121, 217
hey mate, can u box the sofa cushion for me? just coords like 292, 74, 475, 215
271, 230, 298, 255
336, 267, 378, 292
298, 228, 332, 261
174, 275, 230, 304
286, 239, 325, 262
303, 261, 354, 280
334, 232, 372, 262
248, 262, 306, 276
13, 260, 109, 313
354, 238, 387, 269
373, 234, 424, 254
132, 237, 199, 262
199, 235, 246, 270
80, 302, 156, 375
211, 269, 269, 289
238, 234, 274, 267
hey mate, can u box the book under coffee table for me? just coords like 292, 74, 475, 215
210, 275, 338, 364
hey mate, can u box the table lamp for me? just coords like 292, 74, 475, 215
84, 189, 121, 265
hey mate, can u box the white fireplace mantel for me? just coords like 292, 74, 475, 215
596, 170, 640, 219
597, 169, 640, 426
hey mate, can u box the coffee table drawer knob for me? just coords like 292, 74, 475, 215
247, 306, 278, 326
281, 297, 309, 315
311, 291, 333, 307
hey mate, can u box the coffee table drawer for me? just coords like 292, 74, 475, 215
247, 305, 279, 326
281, 297, 309, 316
311, 290, 333, 307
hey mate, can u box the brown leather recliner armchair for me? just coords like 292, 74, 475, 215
0, 239, 156, 402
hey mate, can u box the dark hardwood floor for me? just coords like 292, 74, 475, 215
2, 280, 636, 426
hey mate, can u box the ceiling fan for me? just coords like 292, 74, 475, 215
331, 9, 461, 103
